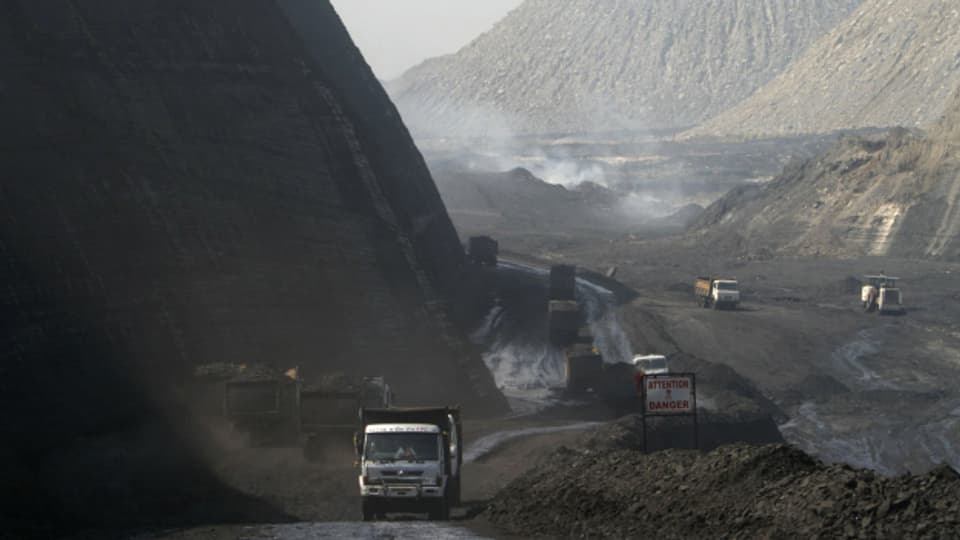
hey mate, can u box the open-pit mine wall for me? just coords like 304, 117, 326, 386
688, 86, 960, 260
0, 1, 501, 534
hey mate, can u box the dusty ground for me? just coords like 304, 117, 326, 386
547, 239, 960, 475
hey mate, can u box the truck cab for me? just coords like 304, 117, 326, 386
356, 408, 461, 521
712, 279, 740, 308
695, 276, 740, 309
861, 274, 902, 314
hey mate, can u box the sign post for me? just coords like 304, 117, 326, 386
640, 373, 697, 453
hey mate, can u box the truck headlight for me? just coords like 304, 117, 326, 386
422, 475, 439, 486
363, 475, 381, 485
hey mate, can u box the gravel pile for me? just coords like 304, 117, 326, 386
486, 443, 960, 539
690, 0, 960, 138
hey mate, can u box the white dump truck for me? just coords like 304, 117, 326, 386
861, 274, 903, 314
695, 276, 741, 309
355, 407, 462, 521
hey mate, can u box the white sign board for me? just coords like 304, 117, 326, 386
644, 374, 695, 415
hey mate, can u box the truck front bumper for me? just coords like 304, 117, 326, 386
361, 483, 444, 499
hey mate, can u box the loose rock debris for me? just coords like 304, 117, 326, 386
485, 442, 960, 539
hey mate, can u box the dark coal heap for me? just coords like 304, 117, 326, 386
486, 442, 960, 539
0, 1, 502, 536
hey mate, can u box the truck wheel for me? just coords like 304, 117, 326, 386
450, 477, 461, 507
361, 499, 376, 522
429, 497, 450, 520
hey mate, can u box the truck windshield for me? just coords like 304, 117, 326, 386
365, 433, 439, 462
716, 282, 738, 290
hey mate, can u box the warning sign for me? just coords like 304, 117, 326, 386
643, 374, 695, 416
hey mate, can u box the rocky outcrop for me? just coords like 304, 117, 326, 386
690, 0, 960, 138
0, 1, 502, 535
687, 87, 960, 260
389, 0, 860, 137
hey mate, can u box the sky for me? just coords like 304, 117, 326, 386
329, 0, 523, 81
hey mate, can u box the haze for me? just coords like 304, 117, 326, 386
329, 0, 522, 80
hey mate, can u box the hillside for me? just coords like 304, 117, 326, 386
690, 0, 960, 138
0, 1, 502, 535
389, 0, 860, 137
687, 87, 960, 260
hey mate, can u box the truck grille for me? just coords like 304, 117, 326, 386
380, 470, 423, 477
380, 470, 424, 484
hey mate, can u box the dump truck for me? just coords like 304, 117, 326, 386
355, 407, 462, 521
861, 274, 903, 314
223, 365, 300, 446
562, 347, 642, 415
547, 264, 580, 346
548, 299, 581, 346
549, 264, 577, 301
694, 276, 740, 309
564, 343, 603, 393
300, 375, 394, 461
467, 236, 498, 266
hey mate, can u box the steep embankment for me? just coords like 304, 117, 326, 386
0, 1, 501, 536
688, 87, 960, 260
691, 0, 960, 138
389, 0, 860, 137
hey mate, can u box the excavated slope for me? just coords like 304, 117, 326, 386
690, 0, 960, 138
389, 0, 860, 137
0, 1, 502, 535
688, 88, 960, 260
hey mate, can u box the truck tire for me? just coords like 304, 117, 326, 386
361, 499, 376, 521
429, 497, 450, 521
450, 476, 461, 507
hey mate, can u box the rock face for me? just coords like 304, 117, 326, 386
691, 0, 960, 138
0, 0, 502, 534
688, 88, 960, 260
388, 0, 860, 137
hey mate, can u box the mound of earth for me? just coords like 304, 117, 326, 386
432, 166, 654, 237
486, 443, 960, 539
690, 0, 960, 138
389, 0, 859, 136
687, 114, 960, 261
1, 1, 503, 536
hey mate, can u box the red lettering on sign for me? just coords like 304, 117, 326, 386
646, 378, 691, 390
647, 400, 691, 411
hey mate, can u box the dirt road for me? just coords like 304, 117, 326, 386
562, 243, 960, 474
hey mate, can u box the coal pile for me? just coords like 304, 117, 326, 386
0, 0, 503, 536
486, 443, 960, 539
